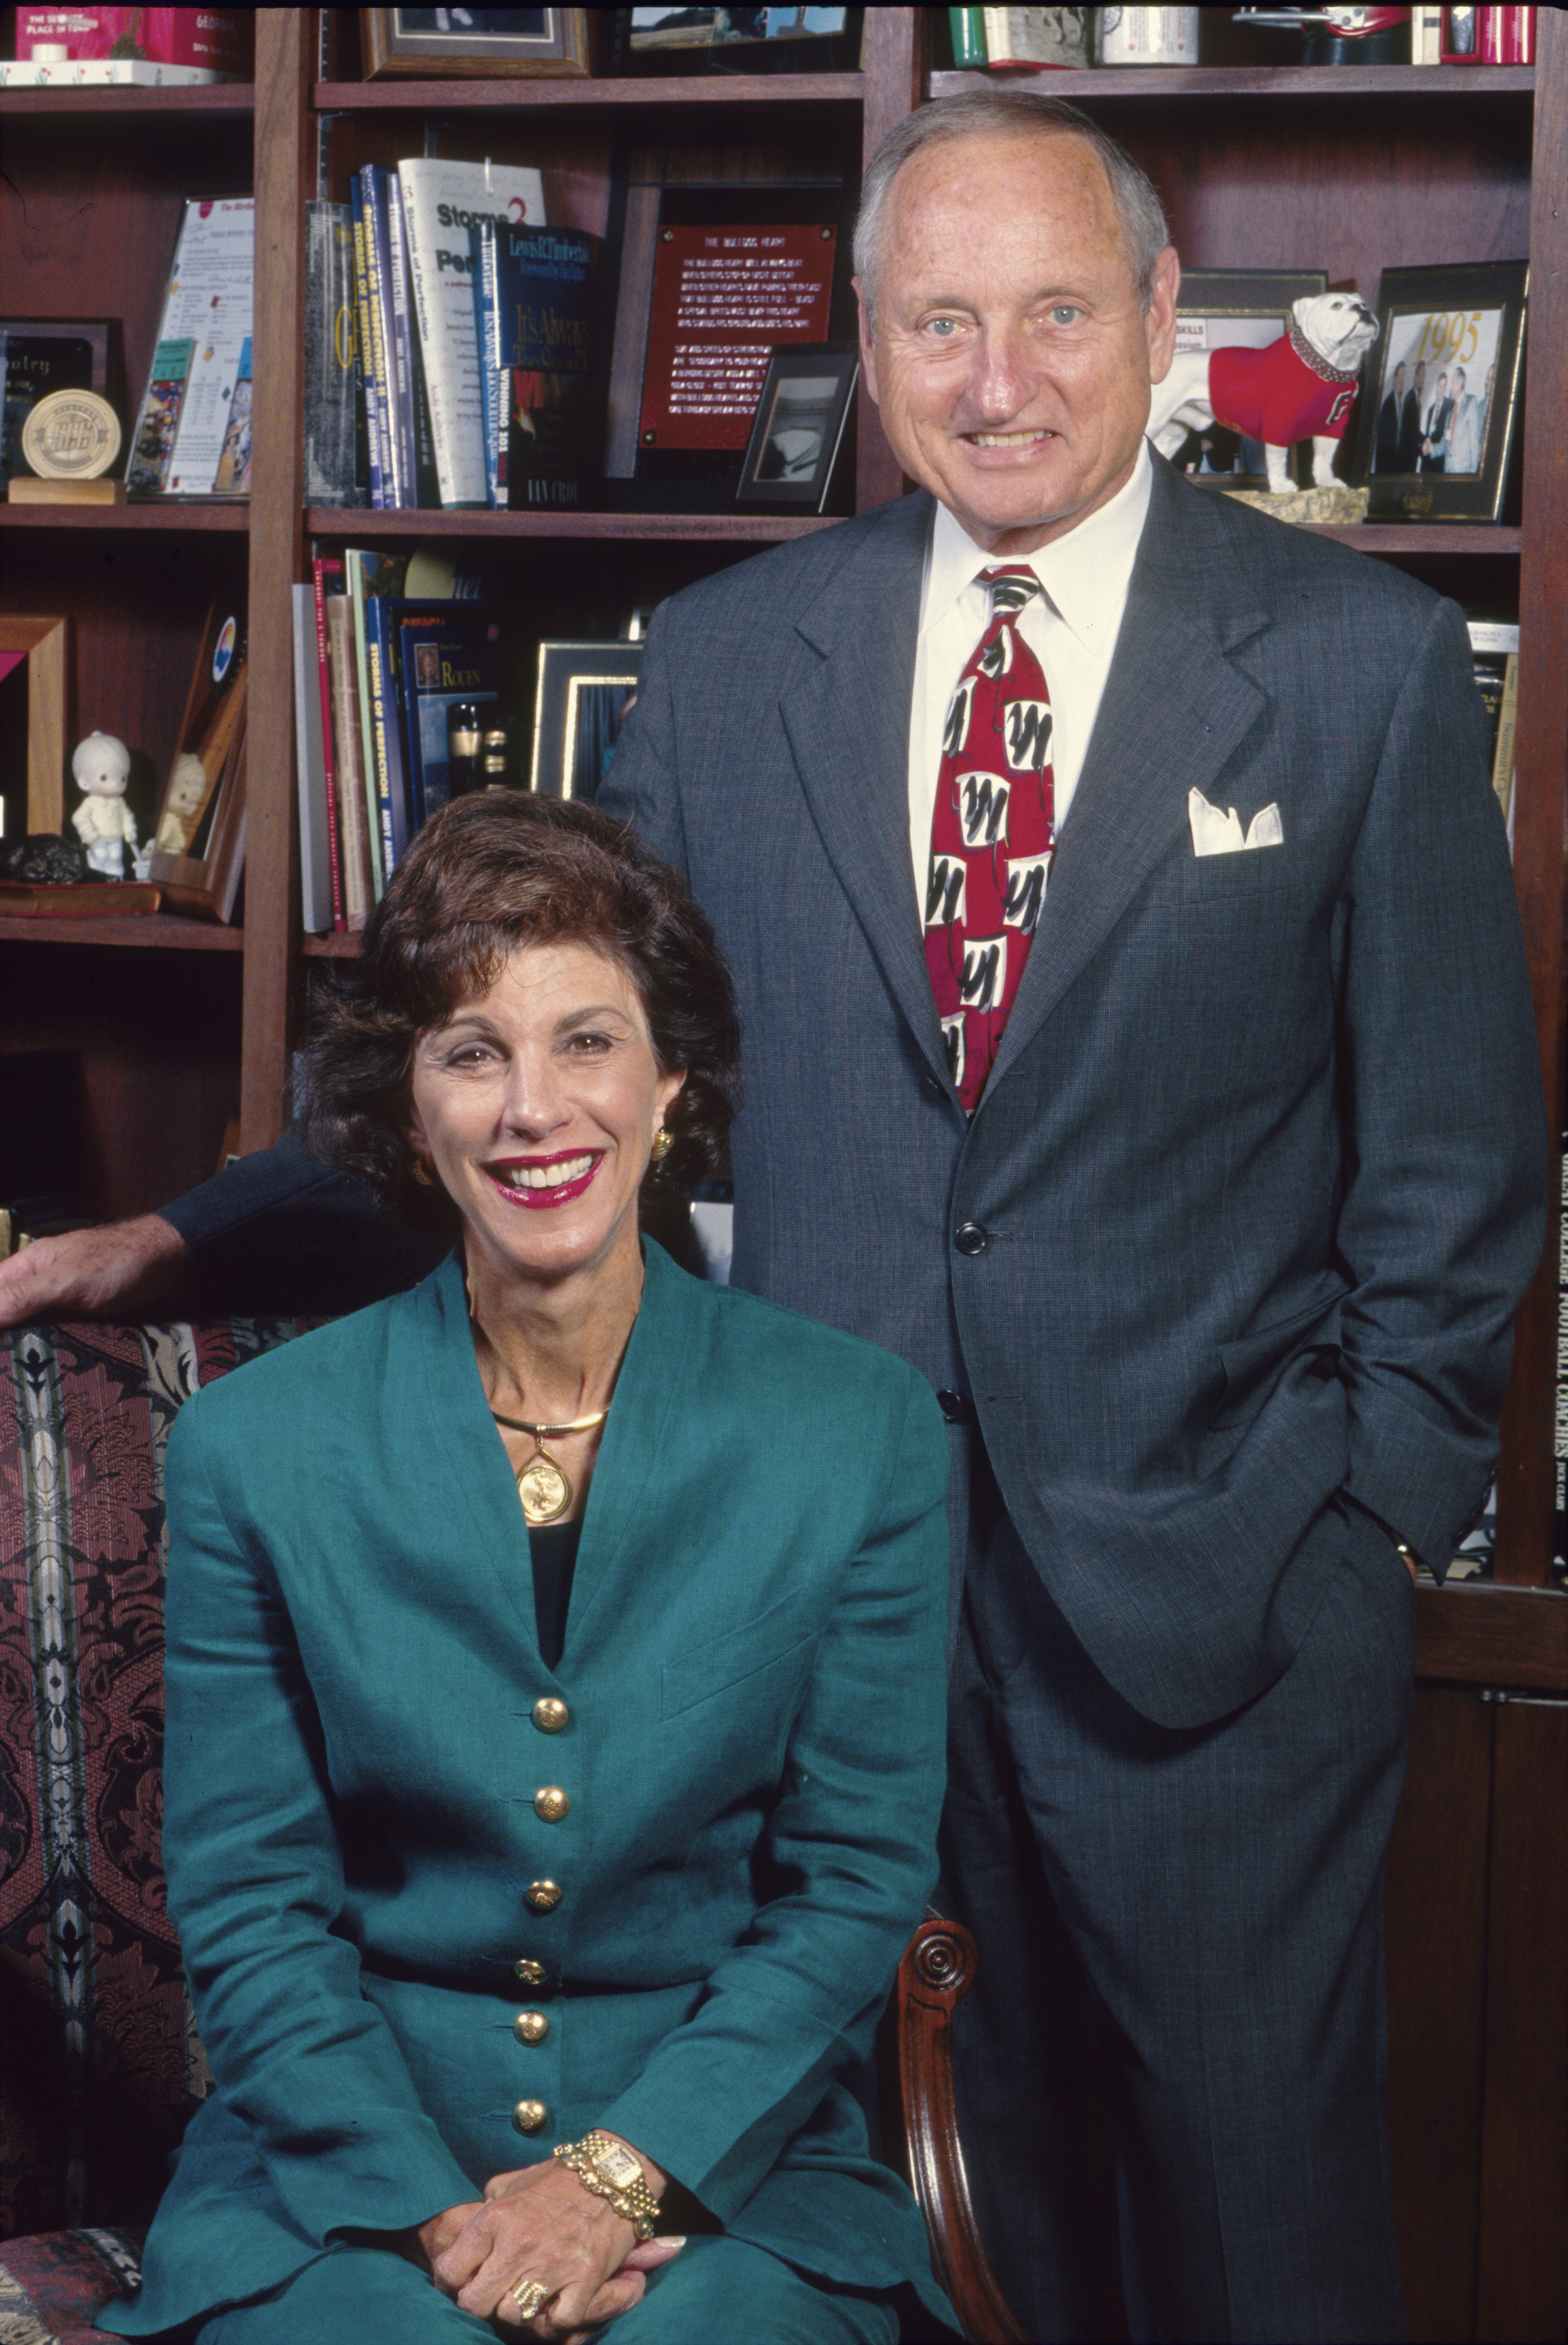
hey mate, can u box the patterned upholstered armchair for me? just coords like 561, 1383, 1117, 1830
0, 1317, 1017, 2345
0, 1319, 316, 2342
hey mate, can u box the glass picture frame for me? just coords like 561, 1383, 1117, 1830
529, 641, 644, 803
1348, 261, 1527, 522
360, 8, 592, 78
736, 342, 858, 512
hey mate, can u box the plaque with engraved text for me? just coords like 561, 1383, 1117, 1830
637, 222, 836, 454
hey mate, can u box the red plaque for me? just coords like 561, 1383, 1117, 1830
639, 222, 836, 454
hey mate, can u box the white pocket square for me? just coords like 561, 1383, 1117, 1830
1188, 788, 1284, 857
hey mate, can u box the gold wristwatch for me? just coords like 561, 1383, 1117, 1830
553, 2130, 662, 2240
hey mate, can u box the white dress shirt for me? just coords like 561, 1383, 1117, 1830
907, 440, 1154, 912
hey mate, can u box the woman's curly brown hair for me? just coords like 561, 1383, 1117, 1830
293, 792, 740, 1226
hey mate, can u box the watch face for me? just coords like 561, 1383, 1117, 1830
596, 2141, 642, 2189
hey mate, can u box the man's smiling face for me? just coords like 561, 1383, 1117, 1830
857, 128, 1178, 555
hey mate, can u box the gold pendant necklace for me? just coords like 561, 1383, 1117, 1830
489, 1405, 609, 1525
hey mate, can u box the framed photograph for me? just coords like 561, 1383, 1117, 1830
0, 614, 67, 838
1166, 271, 1329, 490
361, 8, 591, 77
529, 641, 644, 803
624, 7, 860, 73
147, 606, 248, 921
1349, 262, 1527, 521
736, 343, 858, 511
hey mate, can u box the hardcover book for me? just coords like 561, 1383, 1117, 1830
345, 548, 408, 899
291, 582, 334, 933
485, 224, 598, 510
325, 590, 374, 929
395, 604, 503, 827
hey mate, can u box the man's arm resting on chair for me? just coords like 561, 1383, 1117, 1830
0, 1134, 437, 1325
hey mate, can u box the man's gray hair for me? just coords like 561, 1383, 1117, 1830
853, 89, 1170, 330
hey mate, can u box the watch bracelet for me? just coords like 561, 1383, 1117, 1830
553, 2132, 661, 2240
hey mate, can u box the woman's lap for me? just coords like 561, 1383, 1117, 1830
190, 2238, 899, 2345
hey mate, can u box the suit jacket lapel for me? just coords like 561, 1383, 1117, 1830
563, 1239, 685, 1643
779, 490, 955, 1094
412, 1244, 686, 1667
988, 463, 1272, 1088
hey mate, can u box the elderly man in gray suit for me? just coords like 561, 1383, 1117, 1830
1, 88, 1544, 2345
599, 94, 1544, 2342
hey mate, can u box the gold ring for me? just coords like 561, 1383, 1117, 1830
511, 2278, 553, 2320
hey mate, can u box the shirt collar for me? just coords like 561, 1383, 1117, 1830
923, 439, 1154, 655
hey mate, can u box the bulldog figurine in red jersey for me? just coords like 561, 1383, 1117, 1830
1149, 289, 1378, 496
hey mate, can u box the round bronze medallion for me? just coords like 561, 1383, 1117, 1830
21, 389, 122, 480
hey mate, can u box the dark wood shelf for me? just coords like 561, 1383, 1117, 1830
0, 83, 253, 114
0, 501, 249, 532
1303, 523, 1523, 552
929, 63, 1535, 99
0, 914, 244, 950
1415, 1583, 1568, 1692
301, 930, 363, 958
315, 73, 864, 112
304, 506, 841, 542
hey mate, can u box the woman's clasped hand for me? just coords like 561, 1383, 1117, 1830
413, 2143, 681, 2340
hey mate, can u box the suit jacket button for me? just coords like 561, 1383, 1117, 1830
514, 2011, 550, 2045
514, 1957, 547, 1988
512, 2099, 548, 2134
533, 1785, 570, 1821
936, 1389, 971, 1423
954, 1223, 988, 1256
526, 1880, 563, 1914
532, 1698, 569, 1733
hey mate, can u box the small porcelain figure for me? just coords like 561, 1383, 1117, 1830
70, 732, 137, 880
156, 753, 210, 855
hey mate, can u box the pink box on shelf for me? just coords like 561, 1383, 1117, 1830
13, 7, 254, 75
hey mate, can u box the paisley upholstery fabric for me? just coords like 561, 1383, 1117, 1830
0, 2225, 144, 2344
0, 1322, 317, 2245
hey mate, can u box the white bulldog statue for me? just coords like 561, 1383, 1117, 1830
1149, 290, 1379, 497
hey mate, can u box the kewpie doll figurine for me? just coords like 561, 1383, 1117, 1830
156, 753, 210, 855
71, 732, 137, 879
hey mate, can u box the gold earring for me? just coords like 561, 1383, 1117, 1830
411, 1158, 433, 1187
650, 1128, 673, 1163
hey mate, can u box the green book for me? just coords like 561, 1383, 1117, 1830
949, 8, 987, 66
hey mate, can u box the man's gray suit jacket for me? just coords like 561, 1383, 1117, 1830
598, 454, 1546, 1730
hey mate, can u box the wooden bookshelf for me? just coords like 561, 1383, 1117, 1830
0, 914, 245, 951
0, 501, 250, 531
303, 507, 846, 543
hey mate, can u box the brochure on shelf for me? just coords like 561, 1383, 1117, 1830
125, 198, 255, 499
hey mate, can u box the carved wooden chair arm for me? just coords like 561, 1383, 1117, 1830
896, 1916, 1027, 2344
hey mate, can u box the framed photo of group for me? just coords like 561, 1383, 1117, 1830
1349, 262, 1527, 521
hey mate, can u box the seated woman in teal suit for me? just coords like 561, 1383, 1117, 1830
99, 795, 953, 2345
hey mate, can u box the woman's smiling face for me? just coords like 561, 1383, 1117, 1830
406, 939, 685, 1292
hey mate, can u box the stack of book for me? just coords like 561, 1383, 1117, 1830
311, 161, 597, 515
291, 552, 505, 933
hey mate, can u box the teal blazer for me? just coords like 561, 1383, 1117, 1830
102, 1242, 952, 2336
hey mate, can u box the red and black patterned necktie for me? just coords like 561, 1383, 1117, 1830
925, 565, 1054, 1111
